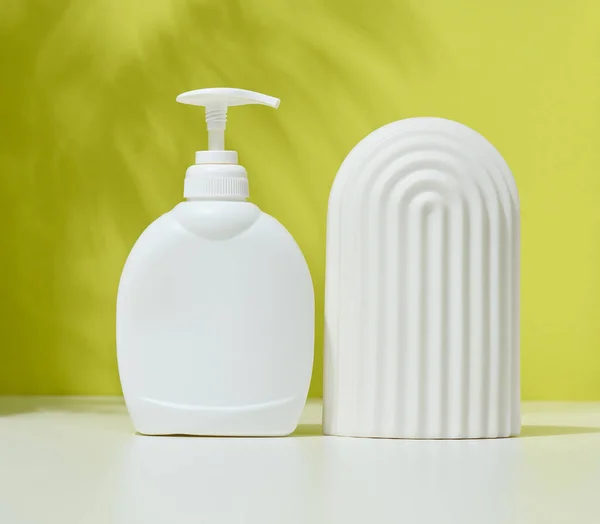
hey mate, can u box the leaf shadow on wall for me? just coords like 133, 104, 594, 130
0, 0, 431, 395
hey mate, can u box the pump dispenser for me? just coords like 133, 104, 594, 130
176, 88, 280, 200
117, 88, 314, 436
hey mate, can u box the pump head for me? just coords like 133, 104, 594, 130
177, 88, 280, 165
176, 88, 279, 200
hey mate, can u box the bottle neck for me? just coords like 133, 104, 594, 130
185, 195, 248, 202
184, 162, 249, 201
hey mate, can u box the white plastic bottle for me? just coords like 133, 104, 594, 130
117, 88, 314, 436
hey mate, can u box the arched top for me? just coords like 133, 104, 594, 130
330, 118, 519, 214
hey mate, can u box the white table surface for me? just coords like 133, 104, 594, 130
1, 397, 599, 524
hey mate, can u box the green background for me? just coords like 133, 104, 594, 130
1, 0, 600, 399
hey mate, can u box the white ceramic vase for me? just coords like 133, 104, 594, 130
323, 118, 520, 439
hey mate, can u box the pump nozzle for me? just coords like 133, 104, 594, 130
177, 88, 280, 154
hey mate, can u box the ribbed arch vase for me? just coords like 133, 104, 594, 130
323, 118, 520, 439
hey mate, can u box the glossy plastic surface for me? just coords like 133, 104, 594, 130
117, 201, 314, 436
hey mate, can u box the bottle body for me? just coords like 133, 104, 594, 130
117, 201, 314, 436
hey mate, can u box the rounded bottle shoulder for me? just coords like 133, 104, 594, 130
170, 200, 261, 240
128, 201, 302, 249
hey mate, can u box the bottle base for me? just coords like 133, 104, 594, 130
124, 395, 304, 437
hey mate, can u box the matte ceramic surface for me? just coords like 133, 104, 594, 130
324, 118, 520, 439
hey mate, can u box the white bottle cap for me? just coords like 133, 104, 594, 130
176, 88, 280, 200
